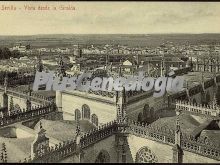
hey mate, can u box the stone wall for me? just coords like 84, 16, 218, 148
81, 135, 117, 163
61, 92, 116, 124
127, 134, 173, 163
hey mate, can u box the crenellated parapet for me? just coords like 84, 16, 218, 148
87, 89, 115, 98
126, 119, 176, 144
24, 140, 78, 163
23, 120, 119, 163
0, 103, 57, 128
0, 85, 53, 104
174, 100, 220, 119
125, 119, 220, 161
80, 120, 118, 148
22, 117, 220, 163
180, 132, 220, 160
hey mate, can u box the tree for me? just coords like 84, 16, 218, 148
0, 47, 21, 60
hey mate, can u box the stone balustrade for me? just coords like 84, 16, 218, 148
0, 86, 52, 104
23, 118, 220, 163
0, 103, 56, 127
175, 100, 220, 118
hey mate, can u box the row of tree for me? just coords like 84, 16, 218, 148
0, 47, 21, 59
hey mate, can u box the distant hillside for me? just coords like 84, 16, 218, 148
0, 34, 220, 48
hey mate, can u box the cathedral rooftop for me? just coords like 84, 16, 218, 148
34, 119, 96, 142
150, 113, 220, 147
151, 113, 201, 134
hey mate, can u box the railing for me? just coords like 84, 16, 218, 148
174, 100, 220, 118
80, 120, 118, 148
0, 86, 52, 104
126, 119, 220, 161
180, 132, 220, 160
30, 140, 78, 163
0, 103, 56, 128
126, 120, 175, 145
24, 118, 220, 163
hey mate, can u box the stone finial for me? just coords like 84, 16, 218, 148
40, 121, 43, 130
4, 73, 8, 93
201, 72, 204, 83
75, 118, 81, 145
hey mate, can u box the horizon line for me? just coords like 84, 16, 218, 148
1, 32, 220, 37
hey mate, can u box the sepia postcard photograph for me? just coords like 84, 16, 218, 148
0, 1, 220, 163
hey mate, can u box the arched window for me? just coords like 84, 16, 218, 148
82, 104, 90, 119
135, 146, 158, 163
91, 114, 98, 126
75, 109, 81, 121
95, 150, 110, 163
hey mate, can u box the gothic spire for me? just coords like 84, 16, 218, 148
210, 92, 217, 108
4, 73, 8, 93
9, 96, 14, 114
27, 84, 32, 97
116, 87, 127, 122
75, 118, 81, 146
201, 72, 204, 83
175, 111, 181, 146
176, 112, 180, 132
76, 117, 81, 136
57, 54, 66, 77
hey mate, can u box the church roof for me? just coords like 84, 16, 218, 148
200, 130, 220, 147
150, 113, 201, 134
34, 119, 96, 142
0, 136, 34, 162
150, 114, 220, 147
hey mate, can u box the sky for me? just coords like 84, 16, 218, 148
0, 1, 220, 35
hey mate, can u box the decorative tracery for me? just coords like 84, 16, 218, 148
95, 150, 110, 163
82, 104, 90, 119
135, 146, 158, 163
